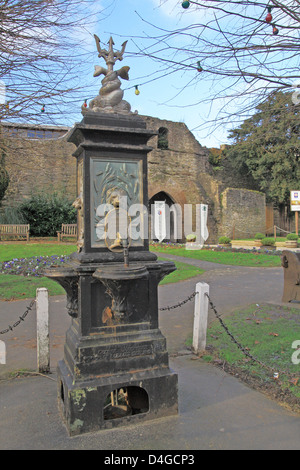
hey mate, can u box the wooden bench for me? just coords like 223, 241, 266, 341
281, 250, 300, 302
0, 224, 30, 242
57, 224, 77, 242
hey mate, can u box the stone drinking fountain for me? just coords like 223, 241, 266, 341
45, 35, 178, 435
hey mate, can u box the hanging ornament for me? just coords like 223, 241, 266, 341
135, 85, 140, 95
265, 6, 272, 23
197, 61, 203, 72
83, 99, 87, 108
182, 1, 190, 9
41, 104, 45, 113
272, 25, 279, 35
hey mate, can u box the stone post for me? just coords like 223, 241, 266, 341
193, 282, 209, 354
36, 288, 50, 373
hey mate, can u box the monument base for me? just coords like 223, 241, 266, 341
57, 358, 178, 436
46, 103, 179, 436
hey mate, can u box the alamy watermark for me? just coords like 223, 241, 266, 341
95, 197, 209, 249
0, 340, 6, 365
292, 81, 300, 105
0, 80, 6, 105
291, 340, 300, 365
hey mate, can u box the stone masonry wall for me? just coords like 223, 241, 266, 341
1, 127, 76, 207
141, 116, 220, 241
1, 119, 267, 243
220, 187, 266, 239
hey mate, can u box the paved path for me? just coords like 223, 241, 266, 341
0, 254, 299, 450
1, 355, 299, 450
156, 253, 296, 353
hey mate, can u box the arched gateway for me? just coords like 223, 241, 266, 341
149, 191, 182, 243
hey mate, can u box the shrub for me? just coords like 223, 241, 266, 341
18, 192, 76, 237
254, 233, 264, 240
0, 206, 26, 224
261, 237, 275, 246
286, 233, 298, 241
218, 236, 231, 244
186, 234, 196, 242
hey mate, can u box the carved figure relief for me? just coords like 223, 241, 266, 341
91, 159, 144, 249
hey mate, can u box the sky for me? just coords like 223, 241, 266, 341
4, 0, 297, 148
70, 0, 234, 148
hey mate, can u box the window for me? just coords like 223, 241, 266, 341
157, 127, 169, 149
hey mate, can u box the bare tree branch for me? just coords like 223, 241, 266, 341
0, 0, 113, 123
126, 0, 300, 131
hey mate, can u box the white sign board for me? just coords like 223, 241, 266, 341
291, 191, 300, 211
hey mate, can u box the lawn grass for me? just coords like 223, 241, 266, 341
151, 245, 281, 267
189, 303, 300, 408
0, 243, 76, 262
0, 241, 284, 301
0, 274, 65, 301
0, 244, 205, 300
157, 257, 204, 285
0, 262, 205, 301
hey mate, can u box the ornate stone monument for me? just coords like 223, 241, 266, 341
45, 36, 178, 436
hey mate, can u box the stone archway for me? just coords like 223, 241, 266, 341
148, 191, 181, 242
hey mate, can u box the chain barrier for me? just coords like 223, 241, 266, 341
0, 299, 35, 335
205, 293, 272, 370
159, 291, 198, 311
205, 293, 298, 379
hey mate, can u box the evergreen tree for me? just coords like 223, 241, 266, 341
225, 91, 300, 212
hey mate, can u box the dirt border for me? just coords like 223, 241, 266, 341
214, 360, 300, 414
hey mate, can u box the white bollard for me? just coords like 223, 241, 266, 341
36, 288, 50, 373
192, 282, 209, 354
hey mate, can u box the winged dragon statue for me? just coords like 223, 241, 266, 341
82, 35, 132, 114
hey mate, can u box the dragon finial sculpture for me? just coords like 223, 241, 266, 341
82, 35, 132, 114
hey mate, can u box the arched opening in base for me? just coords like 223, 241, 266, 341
103, 386, 149, 421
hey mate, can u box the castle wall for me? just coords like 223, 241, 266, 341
0, 118, 266, 243
220, 188, 266, 239
1, 124, 76, 206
